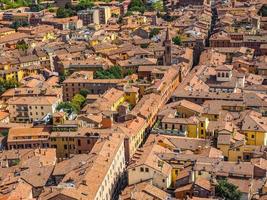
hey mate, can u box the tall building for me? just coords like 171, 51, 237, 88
98, 6, 111, 24
164, 28, 172, 66
78, 7, 111, 25
77, 9, 100, 25
7, 96, 60, 123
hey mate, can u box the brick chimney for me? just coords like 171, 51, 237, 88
101, 115, 113, 129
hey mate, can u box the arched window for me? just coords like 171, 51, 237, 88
222, 72, 225, 77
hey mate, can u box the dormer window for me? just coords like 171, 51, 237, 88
215, 65, 233, 82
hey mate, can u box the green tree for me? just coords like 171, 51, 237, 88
59, 71, 70, 83
215, 179, 242, 200
152, 0, 163, 12
71, 94, 86, 111
0, 78, 19, 94
77, 0, 94, 10
163, 13, 176, 22
12, 159, 20, 166
30, 4, 44, 12
140, 43, 149, 48
56, 102, 76, 114
56, 7, 74, 18
62, 0, 94, 12
0, 0, 31, 9
129, 0, 143, 8
72, 94, 85, 104
94, 66, 124, 79
79, 89, 90, 98
16, 40, 28, 51
10, 21, 29, 31
172, 35, 181, 45
48, 8, 56, 13
259, 5, 267, 17
126, 69, 134, 76
56, 8, 67, 18
128, 0, 146, 13
124, 11, 133, 16
109, 66, 123, 78
149, 28, 160, 38
0, 130, 8, 137
111, 13, 118, 17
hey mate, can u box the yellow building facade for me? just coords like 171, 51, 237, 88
50, 136, 76, 158
111, 95, 126, 111
0, 63, 39, 82
218, 141, 260, 162
244, 130, 267, 146
0, 28, 15, 38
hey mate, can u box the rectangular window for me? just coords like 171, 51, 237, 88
64, 144, 67, 149
78, 139, 81, 146
140, 167, 144, 172
145, 168, 149, 172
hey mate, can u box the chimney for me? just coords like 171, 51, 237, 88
101, 115, 113, 129
81, 180, 87, 186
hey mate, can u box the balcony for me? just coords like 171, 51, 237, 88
16, 107, 28, 112
16, 116, 30, 121
15, 112, 30, 122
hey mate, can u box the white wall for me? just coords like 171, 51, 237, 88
128, 165, 171, 190
94, 140, 126, 200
